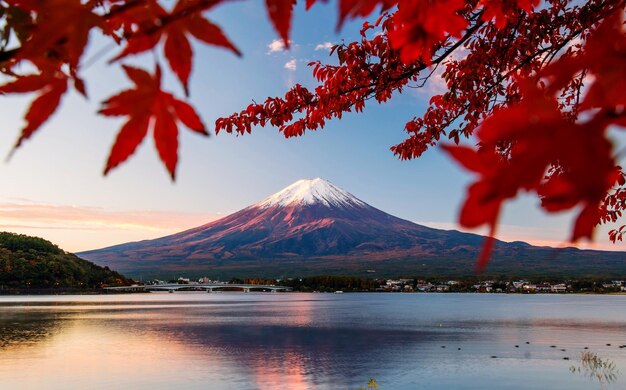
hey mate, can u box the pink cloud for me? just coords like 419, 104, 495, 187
0, 201, 220, 252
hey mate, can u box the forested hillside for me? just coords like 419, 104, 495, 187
0, 232, 132, 289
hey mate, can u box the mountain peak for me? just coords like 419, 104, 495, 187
257, 178, 366, 208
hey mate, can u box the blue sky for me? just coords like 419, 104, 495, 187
0, 1, 625, 252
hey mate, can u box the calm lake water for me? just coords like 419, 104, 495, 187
1, 293, 625, 389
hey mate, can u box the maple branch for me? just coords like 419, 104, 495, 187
394, 2, 622, 159
465, 7, 615, 114
287, 19, 486, 119
441, 43, 562, 135
410, 62, 441, 89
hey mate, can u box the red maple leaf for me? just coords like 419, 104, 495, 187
441, 145, 504, 272
444, 78, 620, 269
111, 0, 240, 94
0, 72, 68, 153
266, 0, 295, 48
337, 0, 397, 27
99, 65, 208, 179
479, 0, 540, 29
7, 0, 101, 69
388, 0, 468, 64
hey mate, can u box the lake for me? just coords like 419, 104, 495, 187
1, 293, 625, 389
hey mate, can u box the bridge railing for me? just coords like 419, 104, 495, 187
140, 284, 292, 292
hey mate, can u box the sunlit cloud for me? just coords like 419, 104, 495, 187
314, 42, 333, 51
267, 39, 287, 53
0, 201, 216, 231
267, 39, 298, 55
284, 59, 297, 71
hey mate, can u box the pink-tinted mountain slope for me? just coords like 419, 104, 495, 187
78, 178, 625, 277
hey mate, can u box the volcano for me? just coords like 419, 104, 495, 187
78, 178, 626, 278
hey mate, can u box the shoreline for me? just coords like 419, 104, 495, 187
1, 289, 626, 296
0, 288, 147, 295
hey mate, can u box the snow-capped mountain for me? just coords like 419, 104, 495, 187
78, 178, 625, 277
257, 178, 366, 208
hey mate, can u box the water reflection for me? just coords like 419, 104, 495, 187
0, 294, 625, 389
0, 310, 67, 349
94, 306, 471, 389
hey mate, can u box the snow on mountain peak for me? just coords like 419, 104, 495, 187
258, 178, 367, 208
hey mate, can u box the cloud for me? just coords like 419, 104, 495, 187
0, 201, 216, 231
0, 200, 220, 252
284, 59, 297, 71
315, 42, 333, 51
267, 39, 286, 54
267, 39, 299, 54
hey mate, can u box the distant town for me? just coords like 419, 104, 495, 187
137, 276, 626, 294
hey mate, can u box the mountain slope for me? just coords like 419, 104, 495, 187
78, 178, 626, 278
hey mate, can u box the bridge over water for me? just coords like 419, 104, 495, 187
104, 283, 292, 293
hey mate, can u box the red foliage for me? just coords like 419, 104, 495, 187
443, 11, 626, 261
388, 0, 468, 64
1, 0, 625, 270
108, 0, 241, 94
480, 0, 540, 29
99, 65, 207, 179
